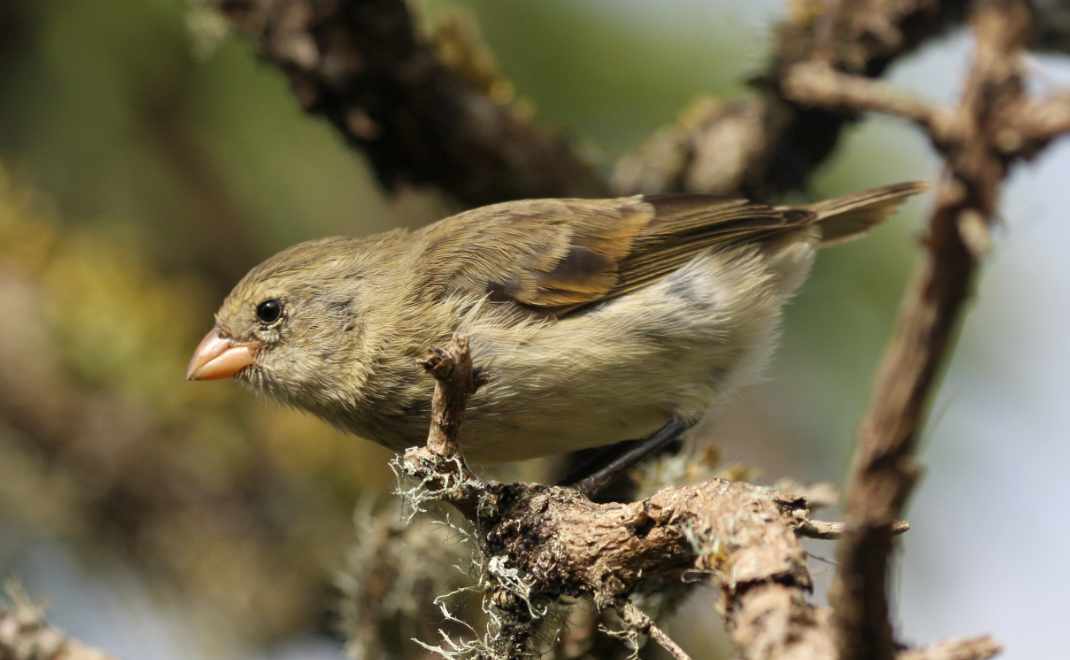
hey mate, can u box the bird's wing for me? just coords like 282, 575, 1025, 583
415, 194, 816, 316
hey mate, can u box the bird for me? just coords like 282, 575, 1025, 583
187, 182, 924, 468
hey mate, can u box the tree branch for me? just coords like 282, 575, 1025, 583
612, 0, 971, 197
900, 637, 1005, 660
780, 2, 1070, 659
212, 1, 976, 203
618, 601, 692, 660
392, 337, 1001, 660
211, 0, 607, 205
796, 517, 909, 541
782, 61, 956, 143
419, 335, 482, 458
999, 94, 1070, 157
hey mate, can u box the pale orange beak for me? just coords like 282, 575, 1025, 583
186, 327, 259, 381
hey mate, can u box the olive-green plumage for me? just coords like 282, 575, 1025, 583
201, 182, 924, 462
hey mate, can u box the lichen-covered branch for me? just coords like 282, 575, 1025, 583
392, 337, 1001, 660
337, 502, 474, 660
210, 0, 607, 205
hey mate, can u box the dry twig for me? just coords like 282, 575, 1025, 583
796, 518, 909, 541
617, 601, 691, 660
420, 335, 482, 458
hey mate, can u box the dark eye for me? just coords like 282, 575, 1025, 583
256, 299, 282, 324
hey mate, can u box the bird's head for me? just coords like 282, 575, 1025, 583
186, 236, 366, 409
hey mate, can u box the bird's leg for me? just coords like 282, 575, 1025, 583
562, 418, 691, 499
557, 438, 644, 487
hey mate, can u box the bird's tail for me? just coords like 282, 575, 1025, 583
805, 181, 927, 245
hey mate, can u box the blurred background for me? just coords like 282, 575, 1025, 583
0, 1, 1067, 658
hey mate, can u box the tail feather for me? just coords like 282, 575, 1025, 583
805, 181, 927, 245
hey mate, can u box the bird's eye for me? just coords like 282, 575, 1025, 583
256, 299, 282, 324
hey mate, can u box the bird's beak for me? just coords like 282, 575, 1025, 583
186, 327, 259, 381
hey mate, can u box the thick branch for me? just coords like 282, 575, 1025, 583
396, 448, 826, 658
213, 0, 607, 205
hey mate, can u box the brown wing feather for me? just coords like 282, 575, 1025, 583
615, 195, 814, 297
417, 194, 817, 316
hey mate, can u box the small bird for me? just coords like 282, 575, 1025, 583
188, 183, 923, 464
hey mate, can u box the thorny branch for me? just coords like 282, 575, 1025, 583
785, 1, 1070, 659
